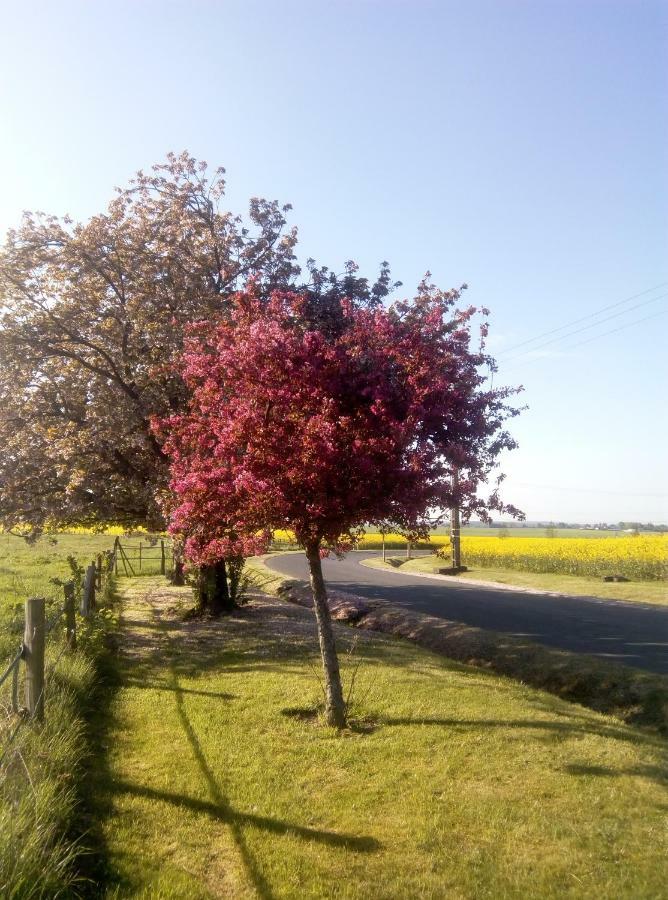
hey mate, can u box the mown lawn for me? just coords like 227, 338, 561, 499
364, 555, 668, 606
90, 576, 667, 899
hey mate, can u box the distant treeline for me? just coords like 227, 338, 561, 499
474, 521, 668, 533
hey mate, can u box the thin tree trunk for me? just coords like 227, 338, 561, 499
171, 537, 186, 586
172, 559, 185, 586
227, 556, 245, 605
305, 542, 347, 728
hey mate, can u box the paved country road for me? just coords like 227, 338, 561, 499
265, 552, 668, 675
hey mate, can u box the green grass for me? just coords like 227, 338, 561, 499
89, 576, 667, 899
0, 533, 116, 659
1, 652, 98, 898
0, 532, 118, 898
364, 555, 668, 606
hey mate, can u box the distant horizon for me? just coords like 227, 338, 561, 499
464, 519, 667, 528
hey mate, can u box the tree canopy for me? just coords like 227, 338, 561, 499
159, 282, 522, 562
0, 152, 392, 535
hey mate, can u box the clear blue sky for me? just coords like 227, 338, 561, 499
1, 0, 666, 523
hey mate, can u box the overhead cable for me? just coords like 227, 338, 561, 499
497, 281, 668, 357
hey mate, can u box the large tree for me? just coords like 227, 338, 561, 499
0, 153, 393, 559
0, 153, 301, 534
157, 284, 521, 727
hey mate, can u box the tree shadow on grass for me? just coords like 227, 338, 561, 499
71, 629, 126, 897
379, 710, 668, 788
121, 675, 237, 701
145, 667, 379, 900
380, 714, 665, 749
82, 589, 380, 899
563, 762, 668, 785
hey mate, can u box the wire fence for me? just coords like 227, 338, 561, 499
0, 544, 118, 772
112, 536, 169, 576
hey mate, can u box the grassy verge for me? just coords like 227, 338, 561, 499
362, 554, 668, 606
247, 556, 668, 734
91, 576, 667, 898
0, 533, 117, 898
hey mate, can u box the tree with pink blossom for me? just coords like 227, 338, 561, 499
157, 280, 521, 727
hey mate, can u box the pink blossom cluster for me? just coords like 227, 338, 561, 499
155, 288, 521, 564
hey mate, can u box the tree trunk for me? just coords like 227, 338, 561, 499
227, 556, 246, 605
305, 543, 347, 729
198, 559, 236, 615
172, 558, 185, 586
171, 537, 186, 586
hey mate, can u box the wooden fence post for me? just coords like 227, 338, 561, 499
114, 538, 119, 576
24, 597, 45, 721
96, 554, 103, 590
160, 539, 166, 576
139, 541, 142, 572
82, 564, 96, 616
64, 582, 76, 650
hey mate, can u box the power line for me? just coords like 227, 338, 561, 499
562, 307, 668, 351
501, 291, 668, 363
497, 281, 668, 357
500, 305, 668, 373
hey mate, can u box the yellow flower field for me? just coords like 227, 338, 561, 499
274, 530, 667, 581
435, 535, 667, 582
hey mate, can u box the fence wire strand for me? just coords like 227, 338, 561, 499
0, 645, 24, 691
0, 714, 28, 770
0, 549, 117, 775
1, 629, 70, 771
44, 605, 66, 636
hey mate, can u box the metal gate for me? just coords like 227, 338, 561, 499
113, 536, 170, 576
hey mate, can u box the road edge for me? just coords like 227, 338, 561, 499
247, 554, 668, 736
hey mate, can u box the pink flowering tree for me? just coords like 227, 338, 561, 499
157, 282, 521, 727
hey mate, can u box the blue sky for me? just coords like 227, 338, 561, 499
1, 0, 666, 522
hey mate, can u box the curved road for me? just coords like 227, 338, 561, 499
266, 552, 668, 675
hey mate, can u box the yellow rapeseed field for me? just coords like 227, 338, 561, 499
275, 530, 667, 582
435, 535, 668, 582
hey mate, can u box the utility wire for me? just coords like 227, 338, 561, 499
497, 281, 668, 357
500, 305, 668, 373
501, 292, 668, 364
560, 307, 668, 351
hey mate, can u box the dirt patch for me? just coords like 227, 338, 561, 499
118, 577, 392, 671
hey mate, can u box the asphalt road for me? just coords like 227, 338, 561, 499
266, 551, 668, 675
